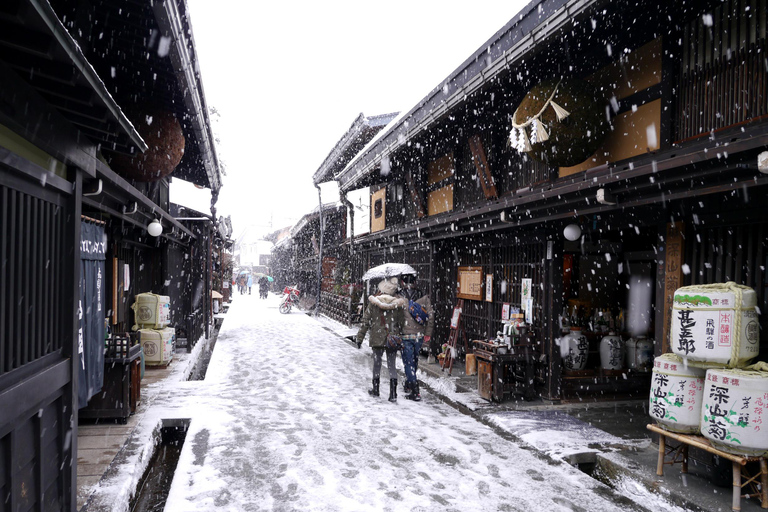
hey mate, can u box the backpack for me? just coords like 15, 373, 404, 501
408, 300, 429, 326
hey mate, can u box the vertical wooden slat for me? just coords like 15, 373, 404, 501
0, 186, 6, 374
10, 190, 19, 369
30, 197, 39, 361
42, 201, 50, 354
53, 205, 62, 352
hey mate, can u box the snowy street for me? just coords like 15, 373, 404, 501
126, 293, 646, 512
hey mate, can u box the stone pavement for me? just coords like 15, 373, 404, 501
314, 313, 766, 512
76, 307, 765, 511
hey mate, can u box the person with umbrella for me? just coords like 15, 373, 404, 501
355, 276, 405, 403
258, 275, 269, 299
398, 274, 434, 401
247, 273, 254, 295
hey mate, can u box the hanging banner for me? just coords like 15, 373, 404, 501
78, 222, 107, 408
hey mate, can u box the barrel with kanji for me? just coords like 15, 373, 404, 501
700, 368, 768, 457
649, 353, 706, 434
670, 283, 758, 367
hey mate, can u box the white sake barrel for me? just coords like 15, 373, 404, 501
132, 292, 171, 329
559, 328, 588, 371
670, 283, 759, 367
649, 353, 706, 434
140, 327, 174, 366
701, 368, 768, 456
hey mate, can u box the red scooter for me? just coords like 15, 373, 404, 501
279, 286, 300, 314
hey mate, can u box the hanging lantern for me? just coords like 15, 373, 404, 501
509, 78, 609, 167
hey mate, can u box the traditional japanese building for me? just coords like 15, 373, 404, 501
329, 0, 768, 403
0, 1, 221, 509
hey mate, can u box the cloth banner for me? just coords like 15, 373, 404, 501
78, 222, 107, 408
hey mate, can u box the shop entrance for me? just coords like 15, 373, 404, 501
559, 223, 658, 400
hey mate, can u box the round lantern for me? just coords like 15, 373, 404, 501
563, 223, 581, 241
109, 109, 186, 182
509, 78, 609, 167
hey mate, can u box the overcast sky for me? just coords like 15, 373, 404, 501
173, 0, 529, 240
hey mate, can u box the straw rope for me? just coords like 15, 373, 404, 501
509, 79, 571, 153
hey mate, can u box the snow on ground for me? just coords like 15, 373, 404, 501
88, 294, 683, 512
484, 410, 650, 462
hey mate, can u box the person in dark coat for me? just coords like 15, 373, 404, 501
258, 276, 269, 299
355, 277, 406, 402
398, 274, 434, 401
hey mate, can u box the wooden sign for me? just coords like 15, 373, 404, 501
663, 222, 685, 353
457, 266, 483, 301
485, 274, 493, 302
468, 135, 497, 199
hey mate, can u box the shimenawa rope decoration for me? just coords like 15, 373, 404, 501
509, 79, 571, 153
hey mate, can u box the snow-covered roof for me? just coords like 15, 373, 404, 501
290, 202, 345, 237
335, 0, 583, 192
312, 112, 399, 186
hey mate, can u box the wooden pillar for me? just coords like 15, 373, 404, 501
660, 222, 685, 354
546, 236, 564, 401
64, 167, 82, 511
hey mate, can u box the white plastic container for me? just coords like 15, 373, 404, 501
558, 327, 589, 371
701, 368, 768, 456
670, 283, 759, 367
649, 353, 706, 433
626, 336, 654, 372
140, 327, 174, 366
599, 332, 623, 370
132, 293, 171, 329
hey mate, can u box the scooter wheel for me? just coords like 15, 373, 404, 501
279, 303, 291, 314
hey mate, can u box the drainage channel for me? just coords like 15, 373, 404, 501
188, 327, 220, 381
129, 419, 189, 512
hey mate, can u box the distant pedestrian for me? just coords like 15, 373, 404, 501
247, 274, 253, 295
398, 274, 434, 401
356, 277, 405, 402
259, 276, 269, 299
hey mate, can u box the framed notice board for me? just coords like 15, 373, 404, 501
457, 266, 483, 301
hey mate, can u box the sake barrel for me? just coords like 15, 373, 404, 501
132, 292, 171, 329
649, 353, 706, 433
701, 368, 768, 456
140, 327, 174, 366
670, 283, 759, 367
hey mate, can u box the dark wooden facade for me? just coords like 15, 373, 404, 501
331, 0, 768, 402
0, 1, 221, 510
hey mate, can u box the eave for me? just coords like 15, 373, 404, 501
0, 0, 147, 157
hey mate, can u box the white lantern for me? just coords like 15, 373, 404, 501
147, 219, 163, 237
563, 223, 581, 241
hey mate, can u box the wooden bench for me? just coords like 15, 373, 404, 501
647, 424, 768, 511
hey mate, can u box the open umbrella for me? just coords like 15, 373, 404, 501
361, 263, 417, 281
211, 291, 223, 299
254, 272, 275, 282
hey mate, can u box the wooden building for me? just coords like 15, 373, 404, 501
330, 0, 768, 403
0, 1, 221, 509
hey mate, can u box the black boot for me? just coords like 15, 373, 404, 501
403, 381, 411, 393
388, 379, 397, 402
368, 378, 380, 397
406, 381, 422, 401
